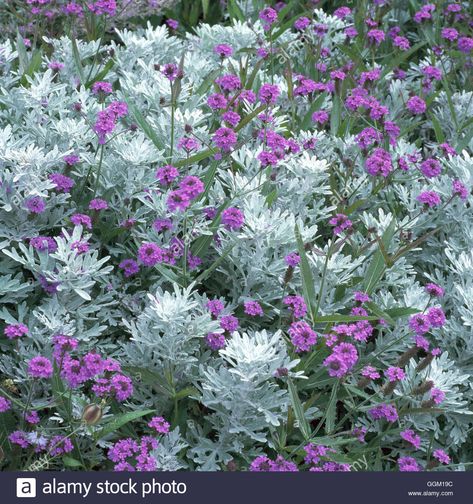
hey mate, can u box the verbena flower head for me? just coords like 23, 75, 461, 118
0, 396, 11, 412
138, 242, 164, 266
365, 148, 393, 177
4, 323, 28, 340
28, 356, 53, 379
285, 252, 300, 267
417, 191, 441, 207
244, 300, 263, 317
214, 44, 233, 58
400, 429, 421, 449
148, 416, 170, 434
433, 449, 450, 465
283, 295, 307, 318
25, 196, 46, 214
406, 96, 427, 114
288, 321, 317, 352
221, 207, 245, 230
258, 83, 280, 104
49, 173, 75, 193
398, 456, 420, 472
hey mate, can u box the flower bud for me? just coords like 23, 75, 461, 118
412, 380, 434, 396
416, 353, 435, 372
397, 346, 418, 368
81, 404, 103, 425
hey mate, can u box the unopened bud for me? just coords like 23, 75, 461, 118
412, 380, 434, 396
421, 398, 436, 409
357, 376, 370, 389
416, 353, 435, 372
397, 346, 418, 367
82, 404, 103, 425
382, 380, 398, 396
283, 266, 294, 284
426, 460, 439, 470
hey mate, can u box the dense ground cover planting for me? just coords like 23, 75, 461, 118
0, 0, 472, 472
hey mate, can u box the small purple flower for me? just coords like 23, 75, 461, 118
458, 37, 473, 53
207, 93, 228, 110
361, 366, 380, 379
4, 323, 28, 340
25, 196, 46, 214
427, 307, 446, 327
258, 83, 280, 104
441, 28, 458, 41
205, 332, 226, 350
285, 253, 300, 267
369, 404, 398, 422
332, 342, 358, 368
452, 179, 469, 200
334, 7, 351, 19
406, 96, 426, 115
156, 164, 179, 185
312, 110, 329, 125
8, 430, 30, 449
0, 396, 11, 412
354, 291, 370, 303
221, 207, 245, 230
215, 74, 241, 92
166, 190, 191, 212
393, 35, 410, 50
367, 29, 385, 45
71, 213, 92, 229
288, 321, 317, 353
214, 44, 233, 58
433, 449, 450, 465
137, 242, 164, 267
385, 366, 406, 382
71, 240, 89, 254
28, 356, 53, 379
329, 213, 352, 235
323, 353, 349, 377
110, 374, 133, 401
119, 258, 139, 277
207, 299, 225, 317
365, 148, 393, 177
148, 416, 170, 434
179, 176, 204, 198
294, 16, 310, 31
24, 410, 40, 424
417, 191, 441, 207
49, 173, 75, 193
161, 63, 179, 81
222, 111, 240, 127
220, 315, 239, 332
64, 154, 80, 166
425, 283, 444, 297
48, 435, 73, 456
431, 387, 445, 405
166, 19, 178, 30
409, 314, 431, 334
283, 295, 307, 318
92, 81, 113, 95
420, 158, 442, 178
213, 127, 237, 152
89, 198, 108, 211
49, 61, 65, 71
244, 300, 263, 317
259, 7, 278, 29
398, 456, 420, 472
